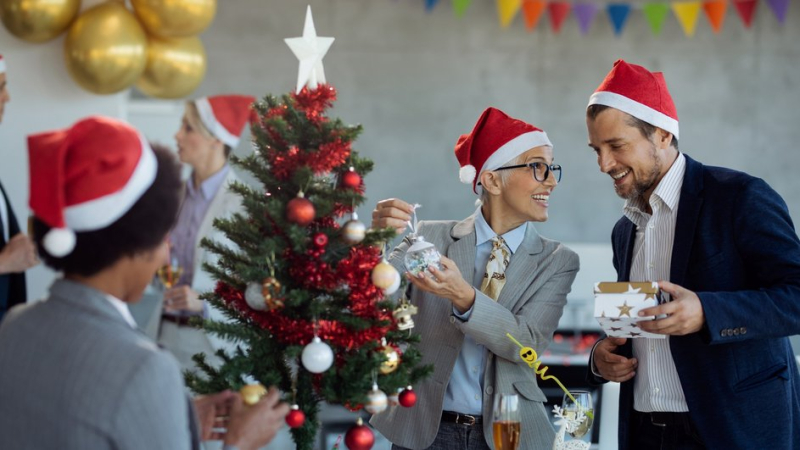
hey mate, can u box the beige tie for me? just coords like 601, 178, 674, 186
480, 236, 510, 300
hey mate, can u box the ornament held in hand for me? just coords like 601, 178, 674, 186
301, 336, 334, 373
240, 383, 267, 406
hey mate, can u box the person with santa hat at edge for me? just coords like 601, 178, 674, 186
158, 94, 255, 372
585, 60, 800, 449
0, 116, 289, 449
0, 53, 38, 322
370, 107, 579, 449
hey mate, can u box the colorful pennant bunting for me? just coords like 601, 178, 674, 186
703, 1, 728, 33
454, 0, 472, 18
607, 3, 632, 35
574, 2, 599, 35
643, 2, 672, 35
766, 0, 789, 24
673, 1, 702, 37
548, 1, 572, 33
498, 0, 524, 27
734, 0, 758, 28
523, 0, 548, 31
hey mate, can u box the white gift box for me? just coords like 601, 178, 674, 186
594, 282, 665, 339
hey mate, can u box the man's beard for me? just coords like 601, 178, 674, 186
615, 144, 661, 200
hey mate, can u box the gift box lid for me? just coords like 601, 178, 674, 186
594, 281, 659, 294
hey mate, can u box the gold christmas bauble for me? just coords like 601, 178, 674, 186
135, 35, 206, 99
64, 2, 147, 95
371, 260, 399, 290
1, 0, 80, 43
240, 383, 267, 406
262, 277, 284, 310
131, 0, 216, 38
379, 346, 400, 375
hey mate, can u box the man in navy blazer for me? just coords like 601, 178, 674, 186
0, 53, 37, 321
586, 60, 800, 450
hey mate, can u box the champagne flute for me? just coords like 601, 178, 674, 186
157, 256, 183, 289
493, 393, 521, 450
562, 390, 594, 440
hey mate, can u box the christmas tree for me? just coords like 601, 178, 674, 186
185, 8, 432, 450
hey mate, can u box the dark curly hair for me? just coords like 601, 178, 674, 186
33, 144, 184, 277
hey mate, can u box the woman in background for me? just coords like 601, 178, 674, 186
158, 94, 255, 371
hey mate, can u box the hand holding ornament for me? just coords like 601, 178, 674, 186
407, 255, 475, 313
371, 198, 414, 234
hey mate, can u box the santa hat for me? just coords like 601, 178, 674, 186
193, 94, 256, 148
455, 107, 552, 194
0, 54, 6, 74
28, 116, 158, 257
587, 59, 679, 139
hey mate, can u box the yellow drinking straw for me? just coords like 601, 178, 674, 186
506, 333, 594, 420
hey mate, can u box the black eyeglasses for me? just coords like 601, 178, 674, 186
494, 162, 562, 183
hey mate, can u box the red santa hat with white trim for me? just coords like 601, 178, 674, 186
0, 54, 6, 74
587, 59, 679, 139
193, 94, 256, 148
455, 107, 552, 194
28, 116, 158, 257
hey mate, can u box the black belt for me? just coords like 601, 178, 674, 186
161, 314, 197, 327
441, 411, 482, 426
634, 410, 692, 427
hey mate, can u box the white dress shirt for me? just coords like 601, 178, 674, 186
624, 152, 689, 412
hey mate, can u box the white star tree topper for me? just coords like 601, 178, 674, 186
285, 6, 335, 94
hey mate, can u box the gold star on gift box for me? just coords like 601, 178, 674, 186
617, 301, 634, 317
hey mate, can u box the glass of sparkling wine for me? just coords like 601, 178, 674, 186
493, 393, 521, 450
157, 257, 183, 289
562, 390, 594, 441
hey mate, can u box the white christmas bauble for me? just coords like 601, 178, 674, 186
382, 269, 401, 295
342, 220, 366, 244
244, 282, 267, 311
301, 336, 334, 373
372, 260, 399, 290
365, 387, 388, 414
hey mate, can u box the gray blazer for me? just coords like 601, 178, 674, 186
0, 279, 200, 449
371, 215, 579, 449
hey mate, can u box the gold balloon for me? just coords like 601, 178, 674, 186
131, 0, 216, 38
0, 0, 80, 43
135, 35, 206, 99
64, 2, 147, 95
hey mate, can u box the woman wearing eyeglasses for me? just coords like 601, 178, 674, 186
369, 107, 578, 450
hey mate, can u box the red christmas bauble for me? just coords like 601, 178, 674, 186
287, 196, 315, 226
286, 406, 305, 428
399, 386, 417, 408
344, 421, 374, 450
341, 170, 362, 189
313, 232, 329, 248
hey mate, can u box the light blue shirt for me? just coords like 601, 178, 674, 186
442, 208, 526, 415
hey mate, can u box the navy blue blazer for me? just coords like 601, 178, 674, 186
0, 181, 27, 321
590, 155, 800, 449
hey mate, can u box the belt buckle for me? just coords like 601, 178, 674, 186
457, 413, 477, 426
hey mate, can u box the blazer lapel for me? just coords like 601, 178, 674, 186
192, 171, 236, 278
669, 154, 704, 287
496, 223, 543, 309
617, 220, 636, 282
447, 216, 476, 284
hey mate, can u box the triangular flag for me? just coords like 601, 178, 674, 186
734, 0, 758, 28
548, 1, 572, 34
498, 0, 523, 28
425, 0, 440, 12
454, 0, 472, 18
523, 0, 547, 31
574, 2, 599, 35
703, 1, 727, 33
607, 3, 632, 36
672, 1, 702, 37
766, 0, 789, 24
643, 2, 671, 35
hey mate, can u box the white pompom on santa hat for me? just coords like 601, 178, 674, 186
454, 107, 552, 194
28, 116, 158, 257
193, 94, 256, 148
587, 59, 679, 139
